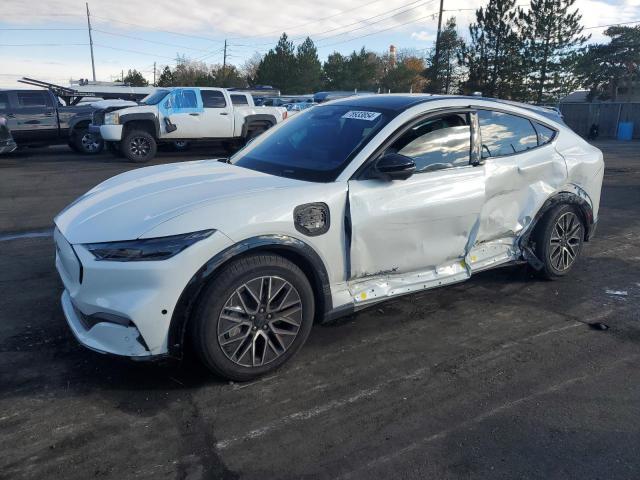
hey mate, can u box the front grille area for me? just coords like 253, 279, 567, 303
92, 110, 105, 126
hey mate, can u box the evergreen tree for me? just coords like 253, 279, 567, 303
294, 37, 322, 93
460, 0, 525, 99
574, 26, 640, 101
521, 0, 589, 103
425, 18, 465, 93
255, 33, 297, 93
123, 69, 149, 87
157, 66, 175, 87
322, 52, 349, 89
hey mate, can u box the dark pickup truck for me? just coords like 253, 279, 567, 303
0, 89, 116, 154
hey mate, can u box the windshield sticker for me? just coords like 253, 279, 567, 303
342, 110, 381, 121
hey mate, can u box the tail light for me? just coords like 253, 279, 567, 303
282, 111, 288, 120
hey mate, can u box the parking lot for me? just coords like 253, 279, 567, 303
1, 141, 639, 479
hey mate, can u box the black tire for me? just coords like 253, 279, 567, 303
533, 204, 585, 279
122, 129, 157, 163
73, 129, 104, 155
191, 253, 315, 381
173, 140, 190, 152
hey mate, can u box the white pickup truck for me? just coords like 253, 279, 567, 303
93, 88, 288, 162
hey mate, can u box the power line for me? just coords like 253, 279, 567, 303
0, 43, 88, 47
583, 20, 640, 30
93, 43, 181, 60
92, 28, 212, 52
228, 0, 386, 41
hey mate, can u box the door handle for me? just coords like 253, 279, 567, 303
189, 113, 199, 116
219, 112, 229, 116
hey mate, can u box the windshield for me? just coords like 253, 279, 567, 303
140, 89, 170, 105
232, 104, 392, 182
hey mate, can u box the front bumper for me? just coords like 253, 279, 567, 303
54, 228, 234, 357
99, 124, 123, 141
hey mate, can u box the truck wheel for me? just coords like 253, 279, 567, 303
73, 129, 104, 155
191, 253, 315, 381
122, 130, 157, 163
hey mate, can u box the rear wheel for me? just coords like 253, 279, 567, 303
191, 254, 315, 381
73, 129, 104, 155
533, 204, 585, 279
122, 129, 157, 163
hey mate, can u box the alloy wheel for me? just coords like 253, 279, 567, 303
549, 211, 583, 271
217, 276, 303, 368
130, 136, 150, 157
81, 133, 101, 153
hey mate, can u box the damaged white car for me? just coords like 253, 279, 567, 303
54, 95, 604, 380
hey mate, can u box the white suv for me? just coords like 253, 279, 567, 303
54, 95, 604, 381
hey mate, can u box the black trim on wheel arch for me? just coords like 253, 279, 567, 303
241, 114, 276, 138
167, 234, 332, 358
519, 191, 595, 267
120, 112, 161, 137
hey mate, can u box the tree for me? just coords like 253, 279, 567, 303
123, 69, 149, 87
425, 18, 466, 93
156, 66, 175, 87
521, 0, 589, 103
256, 33, 297, 93
380, 51, 426, 92
322, 52, 349, 89
242, 52, 263, 86
574, 26, 640, 101
460, 0, 525, 99
294, 37, 322, 93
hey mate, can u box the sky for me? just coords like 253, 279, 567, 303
1, 0, 639, 87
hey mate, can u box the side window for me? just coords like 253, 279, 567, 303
478, 110, 538, 158
230, 94, 249, 105
16, 91, 48, 108
0, 93, 9, 111
175, 90, 197, 109
202, 90, 227, 108
533, 122, 556, 145
386, 113, 471, 172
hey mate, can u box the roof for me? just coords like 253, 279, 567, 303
328, 94, 564, 123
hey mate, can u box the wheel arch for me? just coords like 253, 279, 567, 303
241, 114, 277, 138
167, 234, 332, 358
120, 113, 160, 138
520, 190, 595, 249
68, 117, 91, 138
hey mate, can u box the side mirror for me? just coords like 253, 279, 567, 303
373, 153, 416, 181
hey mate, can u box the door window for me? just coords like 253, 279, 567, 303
478, 110, 538, 158
533, 122, 556, 145
230, 94, 249, 105
16, 91, 48, 108
202, 90, 227, 108
385, 113, 471, 172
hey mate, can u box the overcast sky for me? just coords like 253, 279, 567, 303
1, 0, 639, 87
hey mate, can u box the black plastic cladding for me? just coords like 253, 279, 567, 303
166, 234, 332, 358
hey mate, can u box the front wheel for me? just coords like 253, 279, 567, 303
122, 129, 157, 163
533, 205, 585, 279
73, 129, 104, 154
191, 254, 315, 381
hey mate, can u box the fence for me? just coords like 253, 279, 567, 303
557, 102, 640, 139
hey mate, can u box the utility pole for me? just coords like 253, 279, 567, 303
153, 62, 156, 86
86, 2, 96, 82
432, 0, 444, 91
222, 39, 227, 87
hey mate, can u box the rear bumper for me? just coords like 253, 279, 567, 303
99, 125, 123, 141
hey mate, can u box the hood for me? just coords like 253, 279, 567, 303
90, 99, 138, 109
113, 104, 156, 115
55, 160, 303, 244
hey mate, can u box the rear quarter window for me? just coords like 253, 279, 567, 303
202, 90, 227, 108
231, 94, 249, 105
533, 122, 556, 145
478, 110, 539, 158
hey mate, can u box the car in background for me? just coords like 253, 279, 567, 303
282, 102, 317, 116
0, 89, 133, 155
93, 87, 288, 162
54, 94, 604, 381
0, 115, 17, 154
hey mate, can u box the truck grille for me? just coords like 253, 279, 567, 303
92, 110, 105, 126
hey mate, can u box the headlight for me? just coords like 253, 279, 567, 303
85, 230, 215, 261
104, 111, 120, 125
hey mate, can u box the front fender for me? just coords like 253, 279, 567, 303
166, 234, 332, 358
